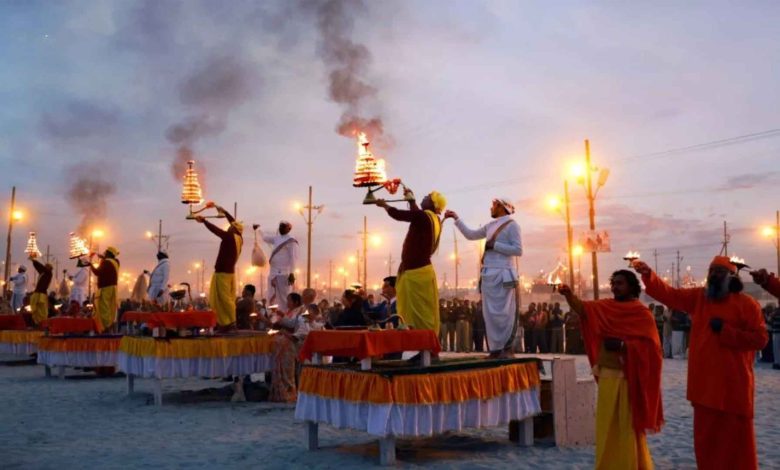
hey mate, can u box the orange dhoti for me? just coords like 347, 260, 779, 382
694, 404, 757, 470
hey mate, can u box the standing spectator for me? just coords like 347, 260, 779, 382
660, 305, 673, 358
438, 299, 448, 349
564, 309, 583, 354
532, 303, 549, 353
445, 300, 457, 351
670, 310, 688, 359
548, 302, 564, 353
235, 284, 256, 330
524, 303, 537, 353
454, 299, 471, 352
472, 300, 486, 352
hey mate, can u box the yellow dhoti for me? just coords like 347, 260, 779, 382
595, 372, 654, 470
30, 292, 48, 325
397, 264, 439, 333
95, 285, 118, 332
209, 272, 236, 327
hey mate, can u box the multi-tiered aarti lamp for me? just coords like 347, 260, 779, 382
25, 232, 41, 259
352, 132, 415, 205
181, 160, 224, 220
68, 232, 90, 259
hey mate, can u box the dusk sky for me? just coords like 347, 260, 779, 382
1, 0, 779, 295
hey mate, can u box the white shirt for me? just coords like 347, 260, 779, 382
70, 267, 88, 293
279, 305, 310, 340
9, 272, 27, 294
455, 215, 523, 270
261, 231, 299, 277
147, 259, 170, 297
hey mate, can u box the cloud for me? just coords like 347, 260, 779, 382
720, 171, 780, 190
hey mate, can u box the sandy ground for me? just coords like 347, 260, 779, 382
1, 354, 779, 469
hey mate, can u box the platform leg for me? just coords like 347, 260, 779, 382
360, 358, 372, 370
45, 366, 51, 378
421, 350, 431, 367
127, 373, 135, 394
379, 436, 396, 466
306, 421, 319, 451
58, 366, 65, 380
153, 378, 163, 406
509, 417, 534, 447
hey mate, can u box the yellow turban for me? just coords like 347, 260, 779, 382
231, 221, 244, 234
429, 191, 447, 213
106, 246, 120, 258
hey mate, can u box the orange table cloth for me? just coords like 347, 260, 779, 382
121, 311, 217, 329
0, 315, 26, 330
43, 317, 101, 335
299, 329, 441, 361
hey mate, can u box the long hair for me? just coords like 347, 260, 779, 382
729, 275, 744, 293
611, 269, 642, 298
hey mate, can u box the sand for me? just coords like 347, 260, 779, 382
1, 355, 779, 469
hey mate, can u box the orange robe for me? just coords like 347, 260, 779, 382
763, 274, 780, 299
642, 271, 767, 470
581, 299, 665, 434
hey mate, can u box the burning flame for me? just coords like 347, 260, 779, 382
623, 251, 641, 260
68, 232, 90, 259
181, 160, 204, 205
353, 132, 387, 187
546, 272, 562, 285
729, 255, 745, 265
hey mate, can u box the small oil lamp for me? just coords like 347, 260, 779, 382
546, 272, 562, 292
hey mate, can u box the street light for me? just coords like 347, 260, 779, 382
3, 187, 22, 296
572, 244, 584, 295
295, 186, 324, 289
547, 180, 576, 290
761, 210, 780, 274
571, 139, 609, 299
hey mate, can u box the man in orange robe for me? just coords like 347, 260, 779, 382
635, 256, 767, 470
560, 270, 663, 469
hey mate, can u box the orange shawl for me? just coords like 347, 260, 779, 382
582, 299, 664, 434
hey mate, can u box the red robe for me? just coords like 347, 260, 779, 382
763, 274, 780, 299
581, 299, 664, 435
642, 271, 767, 470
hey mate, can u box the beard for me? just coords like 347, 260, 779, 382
706, 275, 731, 301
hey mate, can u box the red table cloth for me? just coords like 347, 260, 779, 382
121, 311, 217, 329
42, 317, 101, 335
0, 315, 26, 330
299, 329, 441, 361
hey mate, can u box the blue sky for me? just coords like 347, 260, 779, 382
1, 0, 779, 295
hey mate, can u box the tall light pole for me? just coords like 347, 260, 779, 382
3, 186, 21, 296
761, 210, 780, 274
571, 139, 609, 299
145, 220, 170, 253
546, 180, 575, 289
295, 186, 324, 289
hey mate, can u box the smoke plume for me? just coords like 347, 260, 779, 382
165, 55, 256, 180
314, 0, 386, 140
66, 164, 117, 235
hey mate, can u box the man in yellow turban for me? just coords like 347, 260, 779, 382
195, 202, 243, 331
376, 189, 445, 349
29, 257, 54, 325
89, 246, 120, 332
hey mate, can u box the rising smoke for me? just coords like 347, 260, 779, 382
313, 0, 386, 141
165, 55, 256, 180
66, 164, 117, 235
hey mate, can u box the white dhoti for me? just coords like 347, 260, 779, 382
480, 268, 517, 352
268, 274, 291, 307
672, 331, 686, 358
10, 292, 24, 313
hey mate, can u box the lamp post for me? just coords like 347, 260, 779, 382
295, 186, 324, 289
3, 186, 22, 296
570, 139, 609, 299
145, 220, 170, 252
572, 244, 584, 295
547, 181, 575, 289
358, 217, 382, 289
761, 210, 780, 274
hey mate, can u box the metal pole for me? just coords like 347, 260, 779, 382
157, 219, 163, 252
387, 253, 393, 277
306, 186, 313, 289
776, 210, 779, 275
585, 139, 599, 299
653, 249, 658, 273
363, 216, 368, 289
328, 260, 333, 300
564, 180, 575, 289
3, 186, 16, 296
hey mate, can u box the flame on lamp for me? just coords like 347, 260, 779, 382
25, 232, 41, 258
68, 232, 90, 259
181, 160, 204, 205
353, 132, 387, 187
